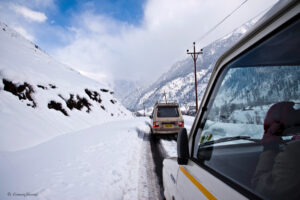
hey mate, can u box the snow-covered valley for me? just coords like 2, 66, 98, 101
0, 20, 196, 200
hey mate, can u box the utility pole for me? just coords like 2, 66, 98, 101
187, 42, 203, 113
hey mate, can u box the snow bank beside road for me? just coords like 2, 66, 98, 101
161, 115, 195, 157
183, 115, 195, 133
0, 118, 156, 200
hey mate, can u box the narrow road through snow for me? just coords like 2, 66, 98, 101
139, 115, 195, 198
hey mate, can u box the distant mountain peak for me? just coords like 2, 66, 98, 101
122, 19, 257, 112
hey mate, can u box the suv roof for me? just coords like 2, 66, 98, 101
154, 100, 179, 107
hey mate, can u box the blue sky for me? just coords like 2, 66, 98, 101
0, 0, 146, 51
0, 0, 278, 85
53, 0, 145, 27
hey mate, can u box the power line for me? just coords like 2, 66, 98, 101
213, 4, 274, 43
196, 0, 249, 43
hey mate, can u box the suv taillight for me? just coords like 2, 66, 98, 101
153, 121, 159, 128
179, 121, 184, 127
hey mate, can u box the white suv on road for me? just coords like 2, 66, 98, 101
163, 1, 300, 200
150, 101, 184, 138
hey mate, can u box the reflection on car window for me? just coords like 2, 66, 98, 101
195, 66, 299, 147
193, 16, 300, 200
193, 65, 300, 200
157, 107, 179, 117
202, 66, 299, 144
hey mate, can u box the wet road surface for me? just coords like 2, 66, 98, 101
136, 125, 176, 199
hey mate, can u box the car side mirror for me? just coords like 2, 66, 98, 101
177, 128, 189, 165
149, 115, 153, 119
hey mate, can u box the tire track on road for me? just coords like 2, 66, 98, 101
136, 127, 162, 200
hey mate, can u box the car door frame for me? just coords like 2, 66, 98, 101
177, 1, 300, 199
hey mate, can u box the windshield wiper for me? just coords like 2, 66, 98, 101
199, 136, 260, 147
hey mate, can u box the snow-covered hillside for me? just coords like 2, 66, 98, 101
123, 19, 257, 111
0, 21, 131, 151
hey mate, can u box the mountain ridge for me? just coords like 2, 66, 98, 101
122, 20, 255, 112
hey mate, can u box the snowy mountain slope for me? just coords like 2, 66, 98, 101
123, 20, 256, 111
0, 21, 131, 151
113, 79, 139, 102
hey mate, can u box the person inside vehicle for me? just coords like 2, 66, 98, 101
252, 101, 300, 200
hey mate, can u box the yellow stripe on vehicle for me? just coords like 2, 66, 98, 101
180, 166, 217, 200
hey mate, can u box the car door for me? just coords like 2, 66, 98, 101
176, 160, 247, 200
176, 2, 300, 199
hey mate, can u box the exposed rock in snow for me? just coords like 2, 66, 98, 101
0, 21, 132, 151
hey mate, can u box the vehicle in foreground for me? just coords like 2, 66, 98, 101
150, 101, 184, 138
163, 1, 300, 199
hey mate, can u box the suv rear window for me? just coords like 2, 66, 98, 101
157, 106, 179, 117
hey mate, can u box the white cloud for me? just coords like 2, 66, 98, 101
54, 0, 278, 85
11, 4, 47, 22
12, 26, 35, 41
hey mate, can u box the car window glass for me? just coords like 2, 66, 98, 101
193, 17, 300, 200
157, 107, 179, 117
199, 66, 299, 144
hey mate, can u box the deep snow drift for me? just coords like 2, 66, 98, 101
0, 113, 194, 200
0, 21, 131, 151
0, 118, 162, 200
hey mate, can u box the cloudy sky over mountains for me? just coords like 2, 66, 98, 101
0, 0, 278, 85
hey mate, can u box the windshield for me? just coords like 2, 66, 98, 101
157, 106, 179, 118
